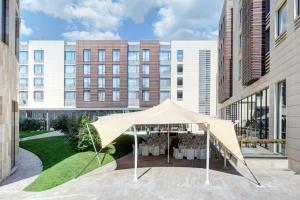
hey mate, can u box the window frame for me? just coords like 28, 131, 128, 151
112, 49, 120, 62
34, 50, 44, 62
83, 49, 91, 62
98, 49, 106, 62
276, 1, 287, 37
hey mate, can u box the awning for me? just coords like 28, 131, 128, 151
92, 99, 245, 164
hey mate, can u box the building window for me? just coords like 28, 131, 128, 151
277, 2, 287, 36
65, 78, 76, 87
177, 64, 183, 74
98, 90, 105, 101
0, 0, 9, 44
296, 0, 300, 18
160, 65, 171, 75
142, 78, 149, 88
34, 64, 44, 75
98, 64, 105, 75
265, 0, 270, 14
239, 34, 242, 49
265, 28, 270, 54
64, 91, 75, 100
34, 50, 44, 62
98, 49, 105, 62
65, 65, 76, 74
83, 90, 90, 102
128, 65, 139, 75
19, 65, 28, 76
113, 77, 120, 88
65, 51, 76, 61
128, 78, 139, 89
83, 77, 91, 88
160, 91, 170, 102
177, 90, 183, 100
34, 78, 44, 86
83, 49, 91, 62
19, 78, 28, 87
113, 64, 120, 75
19, 91, 28, 103
142, 49, 150, 61
112, 49, 120, 62
239, 60, 243, 80
34, 91, 44, 101
83, 64, 90, 75
160, 78, 171, 89
142, 64, 149, 75
19, 51, 28, 62
177, 50, 183, 62
276, 81, 286, 154
98, 77, 105, 88
160, 51, 171, 61
177, 77, 183, 87
113, 90, 120, 101
128, 51, 139, 61
143, 91, 150, 101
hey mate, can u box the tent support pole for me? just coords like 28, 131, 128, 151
167, 124, 170, 164
86, 124, 101, 165
245, 162, 261, 186
133, 126, 138, 182
205, 123, 210, 185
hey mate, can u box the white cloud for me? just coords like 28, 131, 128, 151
62, 31, 121, 40
20, 20, 33, 36
153, 0, 222, 40
22, 0, 222, 40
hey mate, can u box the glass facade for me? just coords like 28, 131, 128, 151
160, 51, 171, 61
142, 78, 149, 88
19, 65, 28, 75
64, 91, 75, 100
221, 88, 270, 149
277, 81, 286, 154
65, 65, 76, 74
65, 51, 75, 61
128, 51, 139, 61
160, 91, 170, 102
65, 78, 76, 87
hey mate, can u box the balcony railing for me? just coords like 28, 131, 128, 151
128, 99, 140, 108
65, 85, 76, 91
64, 100, 76, 107
19, 85, 28, 90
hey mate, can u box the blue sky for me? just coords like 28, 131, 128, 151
20, 0, 223, 41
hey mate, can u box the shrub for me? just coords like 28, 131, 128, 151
50, 115, 79, 135
20, 118, 42, 131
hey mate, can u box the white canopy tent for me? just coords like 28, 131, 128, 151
91, 99, 258, 185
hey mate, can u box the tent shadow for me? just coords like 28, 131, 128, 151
114, 153, 241, 177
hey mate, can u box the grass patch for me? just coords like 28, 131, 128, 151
19, 130, 49, 139
20, 135, 135, 191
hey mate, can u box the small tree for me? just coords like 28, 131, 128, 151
69, 114, 101, 151
20, 118, 42, 131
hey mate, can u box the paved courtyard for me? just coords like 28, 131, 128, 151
1, 150, 300, 200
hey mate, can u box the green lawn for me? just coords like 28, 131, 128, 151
20, 135, 135, 191
19, 130, 49, 139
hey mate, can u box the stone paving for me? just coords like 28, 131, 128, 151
20, 131, 64, 141
0, 152, 300, 200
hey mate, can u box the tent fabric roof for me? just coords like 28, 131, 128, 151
92, 99, 245, 164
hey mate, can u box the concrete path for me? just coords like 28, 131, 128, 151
0, 153, 300, 200
20, 131, 64, 141
0, 148, 42, 194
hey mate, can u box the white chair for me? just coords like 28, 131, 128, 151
174, 148, 183, 159
152, 146, 160, 156
186, 149, 195, 160
160, 147, 165, 155
142, 145, 149, 156
195, 149, 201, 159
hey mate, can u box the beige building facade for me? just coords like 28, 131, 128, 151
219, 0, 300, 172
0, 0, 20, 181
